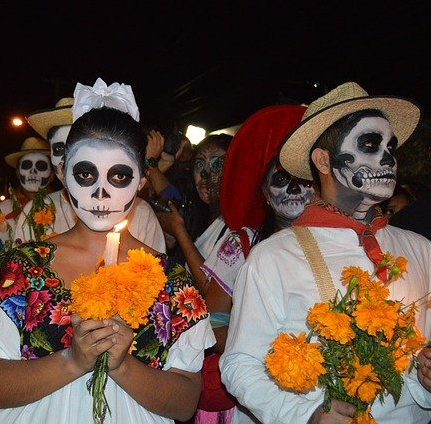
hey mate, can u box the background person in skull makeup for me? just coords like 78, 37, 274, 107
220, 82, 431, 424
155, 106, 315, 423
0, 137, 54, 249
0, 105, 215, 424
155, 134, 232, 290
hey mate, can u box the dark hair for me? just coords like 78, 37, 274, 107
309, 109, 386, 182
66, 107, 146, 175
192, 133, 233, 160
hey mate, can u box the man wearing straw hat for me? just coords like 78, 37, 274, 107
0, 137, 54, 249
220, 82, 431, 423
16, 80, 166, 252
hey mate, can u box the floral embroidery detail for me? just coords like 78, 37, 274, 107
61, 326, 73, 348
217, 232, 242, 266
34, 246, 50, 258
29, 266, 44, 278
175, 286, 207, 321
0, 260, 26, 297
151, 302, 171, 346
30, 276, 45, 290
0, 243, 209, 372
25, 290, 53, 331
50, 299, 72, 326
21, 345, 37, 360
1, 295, 26, 327
45, 277, 60, 288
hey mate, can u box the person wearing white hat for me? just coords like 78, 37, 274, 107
220, 82, 431, 423
16, 79, 166, 253
0, 137, 55, 249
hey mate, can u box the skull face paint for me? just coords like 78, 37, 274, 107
48, 125, 71, 178
193, 145, 226, 205
263, 161, 314, 226
18, 152, 52, 192
64, 140, 140, 231
331, 116, 397, 202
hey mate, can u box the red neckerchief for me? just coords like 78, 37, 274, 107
293, 199, 389, 280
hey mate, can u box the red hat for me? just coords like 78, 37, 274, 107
220, 105, 306, 230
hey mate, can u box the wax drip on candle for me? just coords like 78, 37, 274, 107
103, 220, 128, 265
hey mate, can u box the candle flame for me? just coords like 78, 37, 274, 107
113, 220, 128, 233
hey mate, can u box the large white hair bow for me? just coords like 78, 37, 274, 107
72, 77, 140, 122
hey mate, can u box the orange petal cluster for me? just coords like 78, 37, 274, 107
307, 303, 355, 344
70, 248, 167, 328
265, 332, 326, 392
33, 208, 54, 226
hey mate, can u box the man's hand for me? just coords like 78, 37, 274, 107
308, 400, 356, 424
417, 346, 431, 392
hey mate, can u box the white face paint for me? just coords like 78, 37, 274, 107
18, 152, 52, 192
332, 116, 397, 203
49, 125, 71, 178
64, 140, 141, 231
263, 162, 314, 225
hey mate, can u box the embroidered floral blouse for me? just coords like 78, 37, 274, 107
0, 241, 209, 368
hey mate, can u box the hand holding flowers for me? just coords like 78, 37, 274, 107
70, 248, 167, 424
265, 253, 428, 423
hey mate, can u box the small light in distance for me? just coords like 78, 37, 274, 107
0, 195, 5, 201
185, 125, 206, 145
11, 117, 24, 127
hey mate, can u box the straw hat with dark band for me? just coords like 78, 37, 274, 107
5, 137, 50, 168
27, 97, 73, 140
220, 104, 306, 230
279, 82, 422, 181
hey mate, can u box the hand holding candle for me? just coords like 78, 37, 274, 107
103, 220, 127, 265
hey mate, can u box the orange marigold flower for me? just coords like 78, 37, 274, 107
387, 256, 408, 283
392, 346, 410, 373
398, 325, 427, 353
353, 300, 400, 339
70, 270, 117, 320
33, 209, 54, 226
343, 358, 381, 403
266, 331, 326, 392
348, 409, 377, 424
341, 267, 371, 287
357, 280, 389, 302
70, 249, 167, 327
307, 303, 355, 344
0, 212, 6, 223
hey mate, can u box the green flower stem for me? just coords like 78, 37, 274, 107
87, 351, 111, 424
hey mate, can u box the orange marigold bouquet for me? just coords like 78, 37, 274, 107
265, 254, 428, 423
70, 248, 167, 424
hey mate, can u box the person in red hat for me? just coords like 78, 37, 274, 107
0, 137, 55, 249
155, 105, 314, 423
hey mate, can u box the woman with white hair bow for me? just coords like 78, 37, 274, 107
0, 80, 215, 424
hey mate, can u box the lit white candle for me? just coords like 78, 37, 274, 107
103, 220, 127, 265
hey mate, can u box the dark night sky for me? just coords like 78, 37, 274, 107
1, 0, 430, 186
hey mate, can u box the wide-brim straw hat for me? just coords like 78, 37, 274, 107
27, 97, 74, 140
5, 137, 50, 168
279, 82, 422, 180
220, 104, 306, 230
